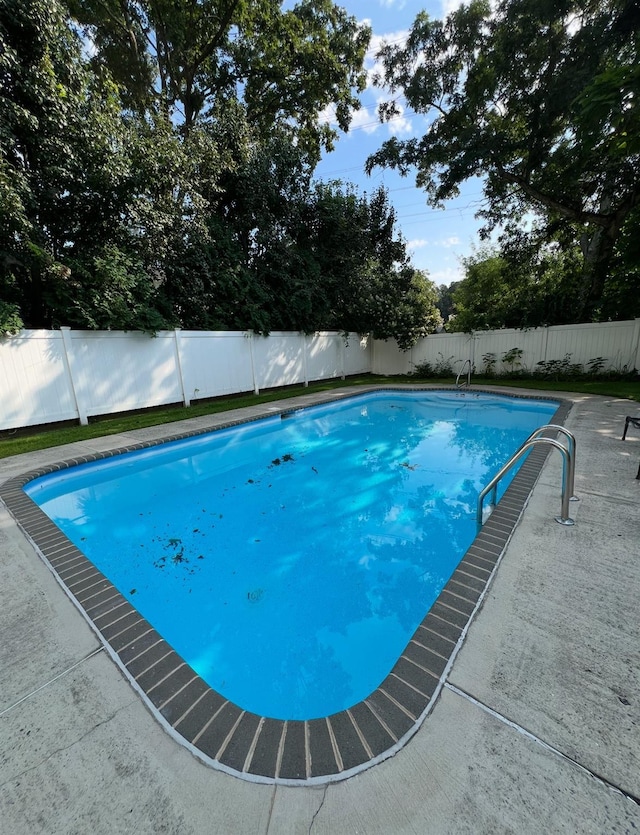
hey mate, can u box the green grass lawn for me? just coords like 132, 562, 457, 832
1, 374, 638, 460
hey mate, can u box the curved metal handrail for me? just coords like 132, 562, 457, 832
477, 426, 578, 526
456, 358, 472, 388
526, 425, 579, 503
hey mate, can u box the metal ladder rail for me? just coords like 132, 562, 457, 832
477, 427, 578, 526
456, 358, 472, 388
526, 425, 579, 503
479, 424, 578, 515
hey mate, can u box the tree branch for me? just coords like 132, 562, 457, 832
494, 163, 614, 228
193, 0, 243, 69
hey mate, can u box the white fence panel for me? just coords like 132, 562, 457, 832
473, 329, 547, 374
419, 332, 475, 375
179, 331, 253, 400
252, 333, 306, 390
544, 321, 640, 371
2, 322, 638, 432
306, 333, 341, 381
371, 338, 406, 375
378, 332, 474, 376
68, 330, 182, 419
0, 328, 372, 430
251, 332, 366, 388
344, 334, 372, 376
0, 330, 78, 428
372, 319, 640, 376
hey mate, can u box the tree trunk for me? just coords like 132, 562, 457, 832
577, 221, 618, 321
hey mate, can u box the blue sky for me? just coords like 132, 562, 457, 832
313, 0, 485, 287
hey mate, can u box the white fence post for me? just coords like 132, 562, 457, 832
632, 319, 640, 372
246, 331, 260, 395
303, 334, 309, 387
173, 328, 190, 407
60, 327, 88, 425
542, 325, 550, 365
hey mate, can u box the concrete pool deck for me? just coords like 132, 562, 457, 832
1, 386, 639, 833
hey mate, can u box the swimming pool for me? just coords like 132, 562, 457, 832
1, 386, 568, 783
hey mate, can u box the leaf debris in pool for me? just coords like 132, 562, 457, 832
270, 453, 295, 468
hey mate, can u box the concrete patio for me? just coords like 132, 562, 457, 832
1, 386, 639, 833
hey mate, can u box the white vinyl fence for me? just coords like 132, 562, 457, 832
0, 329, 371, 431
2, 321, 639, 431
373, 319, 640, 378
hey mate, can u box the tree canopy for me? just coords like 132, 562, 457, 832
0, 0, 440, 348
368, 0, 640, 323
67, 0, 370, 159
449, 244, 583, 332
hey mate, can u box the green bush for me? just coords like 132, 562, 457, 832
482, 352, 497, 377
411, 348, 638, 383
0, 301, 24, 335
412, 352, 456, 378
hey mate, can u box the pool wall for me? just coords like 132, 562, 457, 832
0, 387, 571, 785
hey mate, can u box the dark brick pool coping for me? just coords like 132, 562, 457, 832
0, 387, 571, 784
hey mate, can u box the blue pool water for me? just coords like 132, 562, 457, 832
27, 391, 556, 720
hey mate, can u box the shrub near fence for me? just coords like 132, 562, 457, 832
0, 330, 371, 431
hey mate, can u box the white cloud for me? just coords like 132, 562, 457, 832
441, 0, 463, 16
364, 28, 410, 90
348, 106, 384, 135
80, 32, 97, 59
317, 101, 385, 136
321, 93, 413, 138
379, 0, 407, 10
385, 99, 413, 136
317, 104, 336, 127
428, 266, 464, 285
367, 28, 410, 60
408, 236, 461, 249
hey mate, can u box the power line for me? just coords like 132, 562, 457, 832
314, 164, 369, 177
400, 212, 480, 228
319, 96, 420, 136
311, 174, 484, 206
393, 192, 485, 204
398, 206, 479, 220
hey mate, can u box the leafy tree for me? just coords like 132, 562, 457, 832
451, 254, 513, 332
68, 0, 370, 159
369, 265, 441, 349
47, 246, 172, 330
41, 0, 375, 334
450, 245, 583, 332
367, 0, 640, 322
1, 0, 440, 346
0, 0, 171, 329
597, 205, 640, 321
436, 281, 459, 324
162, 130, 313, 333
304, 184, 440, 346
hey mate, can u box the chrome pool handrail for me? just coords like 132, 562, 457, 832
526, 424, 579, 503
456, 358, 472, 388
477, 425, 578, 527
